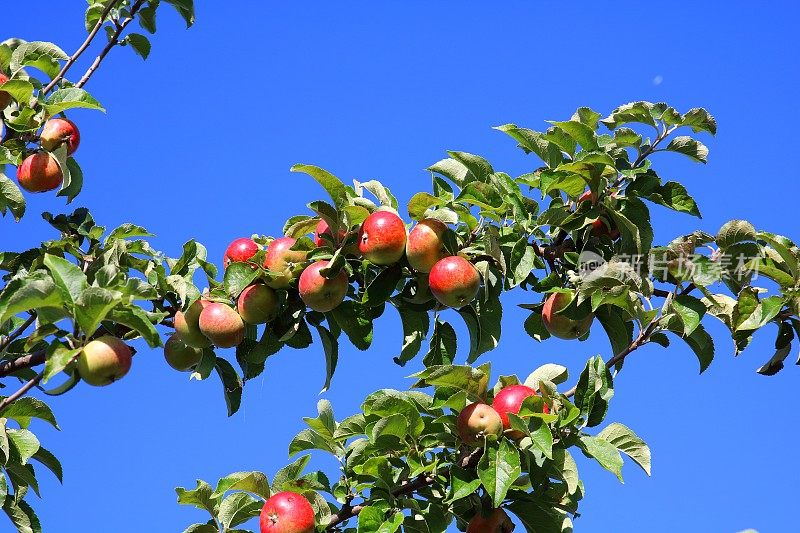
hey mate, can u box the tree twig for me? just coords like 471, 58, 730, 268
76, 0, 147, 88
0, 349, 46, 378
0, 370, 44, 411
41, 0, 123, 94
0, 313, 36, 353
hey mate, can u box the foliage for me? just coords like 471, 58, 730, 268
1, 2, 798, 532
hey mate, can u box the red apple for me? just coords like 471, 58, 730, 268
577, 190, 597, 205
198, 302, 245, 348
264, 237, 308, 289
457, 402, 503, 445
76, 335, 132, 386
0, 71, 10, 109
542, 291, 593, 340
358, 210, 407, 265
40, 118, 81, 155
237, 283, 279, 324
406, 219, 449, 273
429, 256, 480, 308
163, 333, 203, 371
590, 217, 620, 240
466, 508, 515, 533
16, 151, 63, 193
260, 491, 315, 533
224, 237, 260, 268
174, 299, 211, 348
314, 219, 346, 247
493, 384, 549, 439
298, 260, 348, 312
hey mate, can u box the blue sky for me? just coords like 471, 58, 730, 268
5, 1, 800, 531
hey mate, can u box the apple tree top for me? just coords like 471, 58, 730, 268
1, 2, 799, 532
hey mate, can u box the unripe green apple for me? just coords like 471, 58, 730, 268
198, 302, 245, 348
456, 402, 503, 446
237, 283, 279, 324
260, 491, 315, 533
466, 508, 515, 533
358, 210, 407, 265
76, 335, 133, 386
174, 299, 211, 348
163, 334, 203, 371
298, 260, 348, 313
429, 256, 480, 308
406, 219, 449, 273
541, 291, 593, 339
40, 118, 81, 155
16, 152, 63, 193
264, 237, 308, 289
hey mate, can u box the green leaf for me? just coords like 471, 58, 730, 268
524, 364, 568, 391
664, 136, 708, 163
291, 164, 348, 208
0, 397, 58, 429
643, 181, 701, 217
44, 87, 105, 114
671, 294, 707, 336
680, 108, 717, 135
74, 286, 120, 335
10, 41, 67, 78
164, 0, 196, 27
289, 428, 337, 457
43, 254, 88, 309
42, 344, 81, 384
716, 220, 757, 250
477, 439, 521, 507
407, 192, 443, 220
548, 120, 598, 151
0, 272, 63, 324
217, 492, 262, 529
458, 293, 502, 363
597, 422, 651, 476
579, 435, 624, 482
214, 357, 243, 416
108, 306, 162, 348
550, 448, 579, 495
411, 364, 490, 400
137, 4, 158, 33
361, 265, 402, 308
31, 446, 62, 483
391, 300, 430, 365
573, 355, 613, 427
447, 466, 482, 502
311, 323, 339, 393
176, 480, 220, 516
7, 428, 40, 465
0, 79, 34, 104
455, 182, 503, 210
424, 319, 457, 367
58, 157, 84, 203
223, 262, 259, 298
329, 301, 373, 350
595, 305, 632, 356
0, 172, 25, 221
672, 322, 715, 373
212, 471, 270, 499
493, 124, 563, 168
601, 101, 657, 130
447, 151, 494, 183
2, 499, 42, 533
125, 33, 151, 60
357, 506, 404, 533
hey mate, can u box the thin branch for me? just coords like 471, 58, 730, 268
76, 0, 147, 88
0, 313, 36, 353
0, 370, 44, 411
41, 0, 123, 94
0, 349, 46, 378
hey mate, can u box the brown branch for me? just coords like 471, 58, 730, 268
0, 349, 46, 378
0, 313, 36, 352
0, 370, 44, 411
326, 449, 483, 530
41, 0, 122, 94
76, 0, 147, 89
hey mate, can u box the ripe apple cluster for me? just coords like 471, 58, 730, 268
14, 117, 81, 193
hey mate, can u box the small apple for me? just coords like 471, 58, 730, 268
237, 283, 279, 324
406, 219, 449, 273
264, 237, 308, 289
16, 151, 63, 193
466, 508, 515, 533
224, 237, 259, 268
174, 299, 211, 348
40, 118, 81, 155
358, 210, 407, 265
0, 71, 10, 109
299, 260, 348, 312
260, 491, 315, 533
429, 256, 480, 308
457, 402, 503, 445
314, 219, 346, 247
492, 384, 548, 439
76, 335, 133, 386
541, 291, 593, 340
163, 333, 203, 371
198, 302, 245, 348
577, 190, 597, 205
590, 217, 620, 240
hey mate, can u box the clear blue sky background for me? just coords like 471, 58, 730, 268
4, 2, 800, 532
